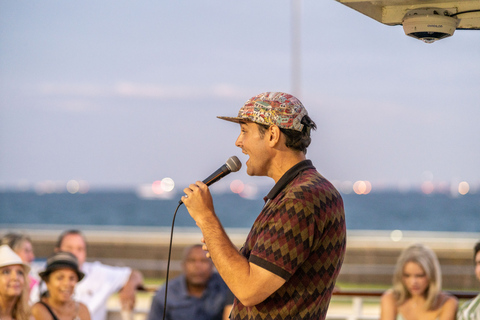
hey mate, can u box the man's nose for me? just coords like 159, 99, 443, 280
235, 136, 242, 147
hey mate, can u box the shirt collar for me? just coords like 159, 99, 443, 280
264, 159, 315, 202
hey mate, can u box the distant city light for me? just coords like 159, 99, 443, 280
161, 178, 175, 192
67, 180, 80, 194
78, 180, 89, 194
239, 183, 258, 199
390, 230, 403, 242
229, 180, 259, 199
152, 180, 163, 194
151, 178, 175, 195
458, 181, 470, 195
230, 180, 245, 194
34, 180, 65, 195
353, 180, 372, 195
421, 181, 434, 194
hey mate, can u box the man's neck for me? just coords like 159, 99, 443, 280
269, 152, 306, 183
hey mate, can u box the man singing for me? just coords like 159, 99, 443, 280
182, 92, 346, 319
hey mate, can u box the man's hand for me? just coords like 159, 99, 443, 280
182, 181, 215, 226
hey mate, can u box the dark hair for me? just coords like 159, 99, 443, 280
257, 115, 317, 154
39, 251, 85, 281
474, 241, 480, 264
55, 229, 87, 249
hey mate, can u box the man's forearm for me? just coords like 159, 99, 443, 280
119, 269, 144, 310
198, 213, 251, 298
197, 213, 284, 306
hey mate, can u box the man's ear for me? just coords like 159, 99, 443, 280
268, 125, 281, 146
54, 247, 60, 253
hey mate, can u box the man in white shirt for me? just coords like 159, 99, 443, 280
457, 241, 480, 320
55, 229, 144, 320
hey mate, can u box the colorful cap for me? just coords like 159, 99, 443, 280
39, 251, 84, 281
0, 245, 30, 273
217, 92, 308, 132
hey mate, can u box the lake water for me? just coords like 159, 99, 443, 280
1, 191, 479, 232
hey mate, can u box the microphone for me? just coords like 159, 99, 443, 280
202, 156, 242, 186
179, 156, 242, 205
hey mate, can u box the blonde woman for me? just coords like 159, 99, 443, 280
0, 245, 31, 320
1, 233, 38, 293
380, 243, 457, 320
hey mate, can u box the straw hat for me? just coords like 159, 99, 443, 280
0, 244, 31, 273
39, 251, 85, 281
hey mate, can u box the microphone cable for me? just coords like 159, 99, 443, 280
162, 200, 183, 320
161, 156, 241, 319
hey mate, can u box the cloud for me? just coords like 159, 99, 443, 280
38, 83, 107, 97
38, 82, 250, 101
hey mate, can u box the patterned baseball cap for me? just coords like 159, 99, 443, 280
217, 92, 308, 132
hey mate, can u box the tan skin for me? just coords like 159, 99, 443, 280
56, 233, 143, 311
183, 246, 214, 298
31, 268, 90, 320
380, 262, 457, 320
0, 265, 26, 320
475, 251, 480, 284
14, 240, 35, 265
183, 246, 232, 320
182, 122, 306, 307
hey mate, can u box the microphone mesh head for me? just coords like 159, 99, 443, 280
226, 156, 242, 172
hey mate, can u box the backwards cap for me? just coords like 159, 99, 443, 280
217, 92, 308, 132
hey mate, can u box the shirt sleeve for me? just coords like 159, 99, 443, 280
148, 288, 167, 320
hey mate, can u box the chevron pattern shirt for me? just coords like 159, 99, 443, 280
230, 160, 346, 320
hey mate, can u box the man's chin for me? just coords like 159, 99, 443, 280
189, 280, 209, 287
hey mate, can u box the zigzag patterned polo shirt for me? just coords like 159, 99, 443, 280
230, 160, 346, 320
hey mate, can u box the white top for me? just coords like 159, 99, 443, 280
457, 293, 480, 320
76, 261, 132, 320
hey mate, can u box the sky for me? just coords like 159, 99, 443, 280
1, 1, 479, 195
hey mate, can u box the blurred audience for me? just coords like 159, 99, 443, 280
148, 244, 234, 320
457, 240, 480, 319
53, 229, 143, 320
380, 243, 457, 320
0, 245, 31, 320
1, 234, 35, 266
31, 251, 90, 320
1, 233, 39, 293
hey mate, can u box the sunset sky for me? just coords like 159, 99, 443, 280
1, 1, 479, 194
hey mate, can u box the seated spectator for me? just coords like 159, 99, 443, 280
148, 244, 234, 320
31, 251, 90, 320
380, 243, 457, 320
54, 229, 143, 320
1, 233, 39, 293
457, 240, 480, 319
0, 245, 31, 320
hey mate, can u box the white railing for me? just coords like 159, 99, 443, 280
106, 289, 477, 320
325, 290, 477, 320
